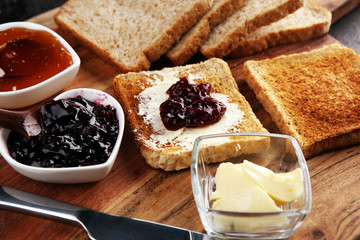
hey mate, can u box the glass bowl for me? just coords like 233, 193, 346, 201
191, 132, 311, 239
0, 88, 125, 184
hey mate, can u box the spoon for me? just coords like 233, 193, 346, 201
0, 107, 42, 139
0, 99, 98, 139
0, 39, 43, 79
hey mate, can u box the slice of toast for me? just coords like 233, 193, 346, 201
54, 0, 212, 73
243, 44, 360, 159
166, 0, 245, 66
230, 0, 331, 58
113, 58, 268, 171
200, 0, 304, 59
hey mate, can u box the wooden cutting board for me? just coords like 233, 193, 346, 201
0, 1, 359, 239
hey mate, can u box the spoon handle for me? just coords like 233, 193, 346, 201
0, 108, 27, 134
0, 108, 41, 137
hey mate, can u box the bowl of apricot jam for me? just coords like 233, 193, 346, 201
0, 88, 125, 184
0, 22, 80, 109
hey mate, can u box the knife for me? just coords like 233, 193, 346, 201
0, 185, 213, 240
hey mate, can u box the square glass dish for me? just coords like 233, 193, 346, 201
191, 132, 311, 239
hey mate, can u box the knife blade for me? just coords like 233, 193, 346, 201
0, 185, 213, 240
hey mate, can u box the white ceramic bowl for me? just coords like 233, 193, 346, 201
191, 133, 311, 239
0, 22, 80, 109
0, 88, 125, 184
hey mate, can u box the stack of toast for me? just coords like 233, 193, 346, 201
54, 0, 213, 72
55, 0, 331, 70
230, 0, 332, 57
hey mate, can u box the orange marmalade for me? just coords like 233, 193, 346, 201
0, 27, 73, 91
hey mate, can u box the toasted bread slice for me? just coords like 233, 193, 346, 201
54, 0, 212, 73
230, 0, 331, 58
166, 0, 246, 66
243, 44, 360, 159
200, 0, 304, 59
113, 58, 268, 170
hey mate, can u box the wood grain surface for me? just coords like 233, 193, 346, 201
0, 1, 359, 239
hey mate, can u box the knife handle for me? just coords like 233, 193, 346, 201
0, 185, 84, 226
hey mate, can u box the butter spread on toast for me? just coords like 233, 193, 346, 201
137, 69, 244, 150
113, 58, 268, 170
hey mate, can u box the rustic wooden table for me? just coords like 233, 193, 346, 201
0, 1, 359, 239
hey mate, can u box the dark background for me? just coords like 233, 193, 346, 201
0, 0, 359, 53
0, 0, 66, 23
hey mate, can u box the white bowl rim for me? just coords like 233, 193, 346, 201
0, 21, 80, 95
0, 88, 125, 173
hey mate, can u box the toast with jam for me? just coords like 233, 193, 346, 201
113, 58, 268, 171
243, 44, 360, 159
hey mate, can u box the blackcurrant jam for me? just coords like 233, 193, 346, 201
160, 77, 226, 131
7, 96, 119, 167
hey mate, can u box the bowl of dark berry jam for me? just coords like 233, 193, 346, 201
0, 22, 80, 109
0, 88, 125, 183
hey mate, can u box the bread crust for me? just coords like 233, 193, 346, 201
243, 44, 360, 158
230, 0, 332, 58
144, 0, 212, 63
166, 17, 211, 66
54, 16, 151, 73
113, 58, 268, 170
166, 0, 245, 66
200, 0, 304, 59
